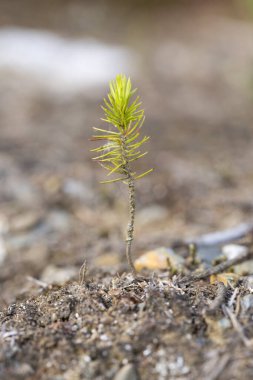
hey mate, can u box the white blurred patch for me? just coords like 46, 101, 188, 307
0, 216, 8, 264
0, 27, 134, 93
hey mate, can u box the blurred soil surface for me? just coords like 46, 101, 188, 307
1, 1, 253, 379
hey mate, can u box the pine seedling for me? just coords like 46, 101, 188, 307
91, 74, 153, 274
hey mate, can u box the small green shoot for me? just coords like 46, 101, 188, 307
91, 74, 153, 274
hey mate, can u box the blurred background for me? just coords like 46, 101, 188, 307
0, 0, 253, 304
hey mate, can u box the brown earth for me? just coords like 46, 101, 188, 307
1, 272, 253, 380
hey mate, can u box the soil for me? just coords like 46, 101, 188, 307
1, 1, 253, 379
1, 272, 253, 380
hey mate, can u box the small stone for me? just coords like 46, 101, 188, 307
113, 364, 138, 380
222, 244, 248, 260
100, 334, 109, 341
218, 317, 231, 330
243, 275, 253, 291
14, 363, 34, 376
222, 245, 253, 275
241, 294, 253, 313
41, 265, 77, 284
234, 261, 253, 275
83, 355, 91, 363
9, 212, 41, 233
134, 247, 185, 272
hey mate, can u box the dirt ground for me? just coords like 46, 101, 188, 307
1, 271, 253, 380
1, 1, 253, 379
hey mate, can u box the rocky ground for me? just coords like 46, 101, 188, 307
1, 1, 253, 379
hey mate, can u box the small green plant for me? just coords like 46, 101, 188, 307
91, 74, 153, 274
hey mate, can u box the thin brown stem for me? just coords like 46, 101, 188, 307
126, 176, 136, 275
121, 134, 136, 274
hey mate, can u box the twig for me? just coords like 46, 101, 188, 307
178, 250, 252, 286
228, 287, 239, 309
176, 222, 253, 248
223, 305, 252, 348
235, 293, 241, 316
203, 353, 230, 380
26, 276, 48, 289
79, 260, 87, 285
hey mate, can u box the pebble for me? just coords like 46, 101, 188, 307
243, 275, 253, 291
221, 244, 253, 275
234, 261, 253, 275
222, 244, 248, 260
134, 247, 185, 272
241, 294, 253, 313
113, 364, 139, 380
41, 265, 77, 284
14, 363, 34, 376
217, 317, 231, 330
9, 212, 41, 233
